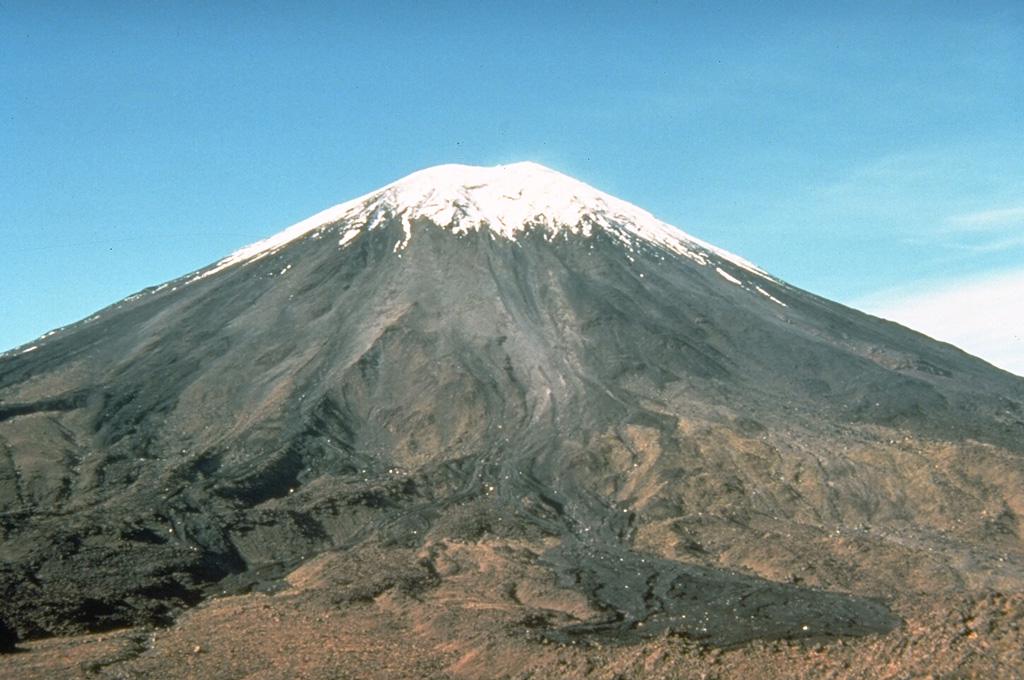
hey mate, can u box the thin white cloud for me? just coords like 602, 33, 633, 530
854, 268, 1024, 377
805, 147, 1024, 240
956, 232, 1024, 255
811, 150, 954, 223
934, 205, 1024, 254
947, 205, 1024, 230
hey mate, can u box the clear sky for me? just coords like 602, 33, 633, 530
3, 1, 1023, 375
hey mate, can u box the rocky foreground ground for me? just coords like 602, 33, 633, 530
3, 539, 1023, 679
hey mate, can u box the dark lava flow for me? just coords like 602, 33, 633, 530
308, 388, 902, 645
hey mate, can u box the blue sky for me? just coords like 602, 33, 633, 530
3, 1, 1023, 374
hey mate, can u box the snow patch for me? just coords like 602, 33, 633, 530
716, 267, 743, 286
756, 286, 787, 307
188, 200, 371, 283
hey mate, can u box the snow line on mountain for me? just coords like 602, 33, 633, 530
188, 162, 769, 284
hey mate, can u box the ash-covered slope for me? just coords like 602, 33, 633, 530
2, 164, 1023, 657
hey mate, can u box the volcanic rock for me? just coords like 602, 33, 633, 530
1, 163, 1023, 678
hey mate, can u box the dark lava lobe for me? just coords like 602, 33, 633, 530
541, 544, 900, 644
0, 198, 1021, 655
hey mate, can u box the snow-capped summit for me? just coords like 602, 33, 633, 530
197, 162, 766, 281
362, 161, 620, 236
4, 159, 1024, 663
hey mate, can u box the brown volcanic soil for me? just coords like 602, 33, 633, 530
5, 422, 1024, 679
3, 537, 1023, 680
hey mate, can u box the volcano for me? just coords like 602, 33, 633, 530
2, 163, 1023, 678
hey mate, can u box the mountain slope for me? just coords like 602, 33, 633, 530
2, 163, 1023, 675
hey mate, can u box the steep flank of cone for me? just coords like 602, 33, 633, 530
1, 163, 1023, 677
